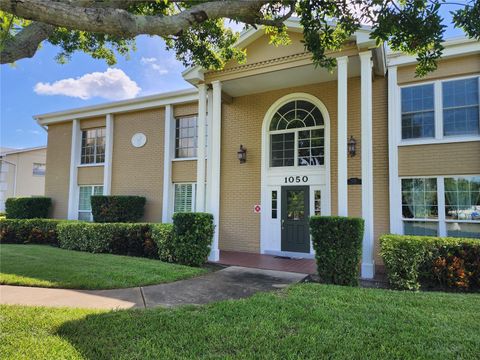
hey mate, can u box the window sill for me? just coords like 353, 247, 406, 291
77, 163, 105, 168
172, 157, 198, 162
402, 218, 438, 222
398, 136, 480, 147
445, 219, 480, 223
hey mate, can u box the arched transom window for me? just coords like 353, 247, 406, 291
269, 100, 325, 167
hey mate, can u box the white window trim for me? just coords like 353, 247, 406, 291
77, 163, 105, 168
78, 185, 103, 221
171, 157, 197, 162
400, 175, 480, 237
398, 74, 480, 146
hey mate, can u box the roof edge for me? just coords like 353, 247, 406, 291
34, 87, 198, 125
0, 146, 46, 156
387, 36, 480, 66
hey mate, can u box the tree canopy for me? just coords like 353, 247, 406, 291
0, 0, 479, 76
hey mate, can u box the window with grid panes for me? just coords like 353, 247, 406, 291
269, 100, 324, 167
81, 128, 106, 164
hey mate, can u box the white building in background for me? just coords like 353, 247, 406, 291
0, 146, 47, 212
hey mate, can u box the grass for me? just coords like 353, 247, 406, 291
1, 284, 479, 359
0, 244, 206, 289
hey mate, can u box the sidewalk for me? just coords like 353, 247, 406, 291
0, 266, 307, 309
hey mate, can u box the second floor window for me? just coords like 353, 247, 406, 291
175, 116, 197, 158
81, 127, 105, 164
400, 76, 480, 141
401, 84, 434, 140
443, 78, 479, 136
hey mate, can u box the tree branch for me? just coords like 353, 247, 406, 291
0, 0, 268, 37
0, 21, 55, 63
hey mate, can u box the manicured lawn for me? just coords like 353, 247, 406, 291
1, 284, 479, 359
0, 244, 206, 289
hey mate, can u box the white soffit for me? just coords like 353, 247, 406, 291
222, 56, 361, 97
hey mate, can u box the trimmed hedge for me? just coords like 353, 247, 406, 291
153, 223, 175, 262
166, 213, 215, 267
381, 235, 480, 292
5, 197, 52, 219
310, 216, 364, 286
0, 219, 63, 245
57, 222, 172, 258
91, 196, 146, 223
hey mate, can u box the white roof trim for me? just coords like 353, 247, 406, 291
34, 88, 198, 125
387, 37, 480, 67
0, 146, 46, 156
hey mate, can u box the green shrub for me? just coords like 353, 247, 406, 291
152, 223, 174, 262
0, 219, 63, 245
57, 222, 160, 258
169, 213, 215, 266
380, 235, 480, 291
57, 223, 114, 253
5, 197, 52, 219
310, 216, 364, 286
91, 196, 146, 223
380, 235, 428, 291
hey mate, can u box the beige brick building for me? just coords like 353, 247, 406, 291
34, 21, 480, 278
0, 147, 47, 212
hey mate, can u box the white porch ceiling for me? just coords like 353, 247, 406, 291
221, 56, 361, 97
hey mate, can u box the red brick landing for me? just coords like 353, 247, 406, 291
216, 250, 317, 274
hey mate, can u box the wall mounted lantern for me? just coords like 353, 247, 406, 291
237, 145, 247, 163
348, 136, 357, 157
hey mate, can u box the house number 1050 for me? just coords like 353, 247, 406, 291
284, 176, 309, 184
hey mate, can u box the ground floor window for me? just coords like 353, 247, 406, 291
401, 176, 480, 238
174, 183, 196, 213
78, 185, 103, 221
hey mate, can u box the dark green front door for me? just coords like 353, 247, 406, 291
281, 186, 310, 253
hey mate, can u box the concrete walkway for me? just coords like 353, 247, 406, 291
0, 266, 307, 310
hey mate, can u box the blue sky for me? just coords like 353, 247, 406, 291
0, 5, 466, 149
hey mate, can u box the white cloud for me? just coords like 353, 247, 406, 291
34, 68, 141, 100
140, 57, 157, 64
140, 56, 170, 75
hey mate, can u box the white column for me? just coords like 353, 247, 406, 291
162, 105, 175, 223
360, 51, 375, 279
67, 119, 81, 220
337, 56, 349, 216
205, 88, 214, 210
103, 114, 114, 195
387, 66, 402, 234
196, 84, 207, 212
208, 80, 222, 261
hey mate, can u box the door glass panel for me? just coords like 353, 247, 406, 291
287, 190, 305, 220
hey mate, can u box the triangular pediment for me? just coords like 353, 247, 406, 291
224, 31, 307, 70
